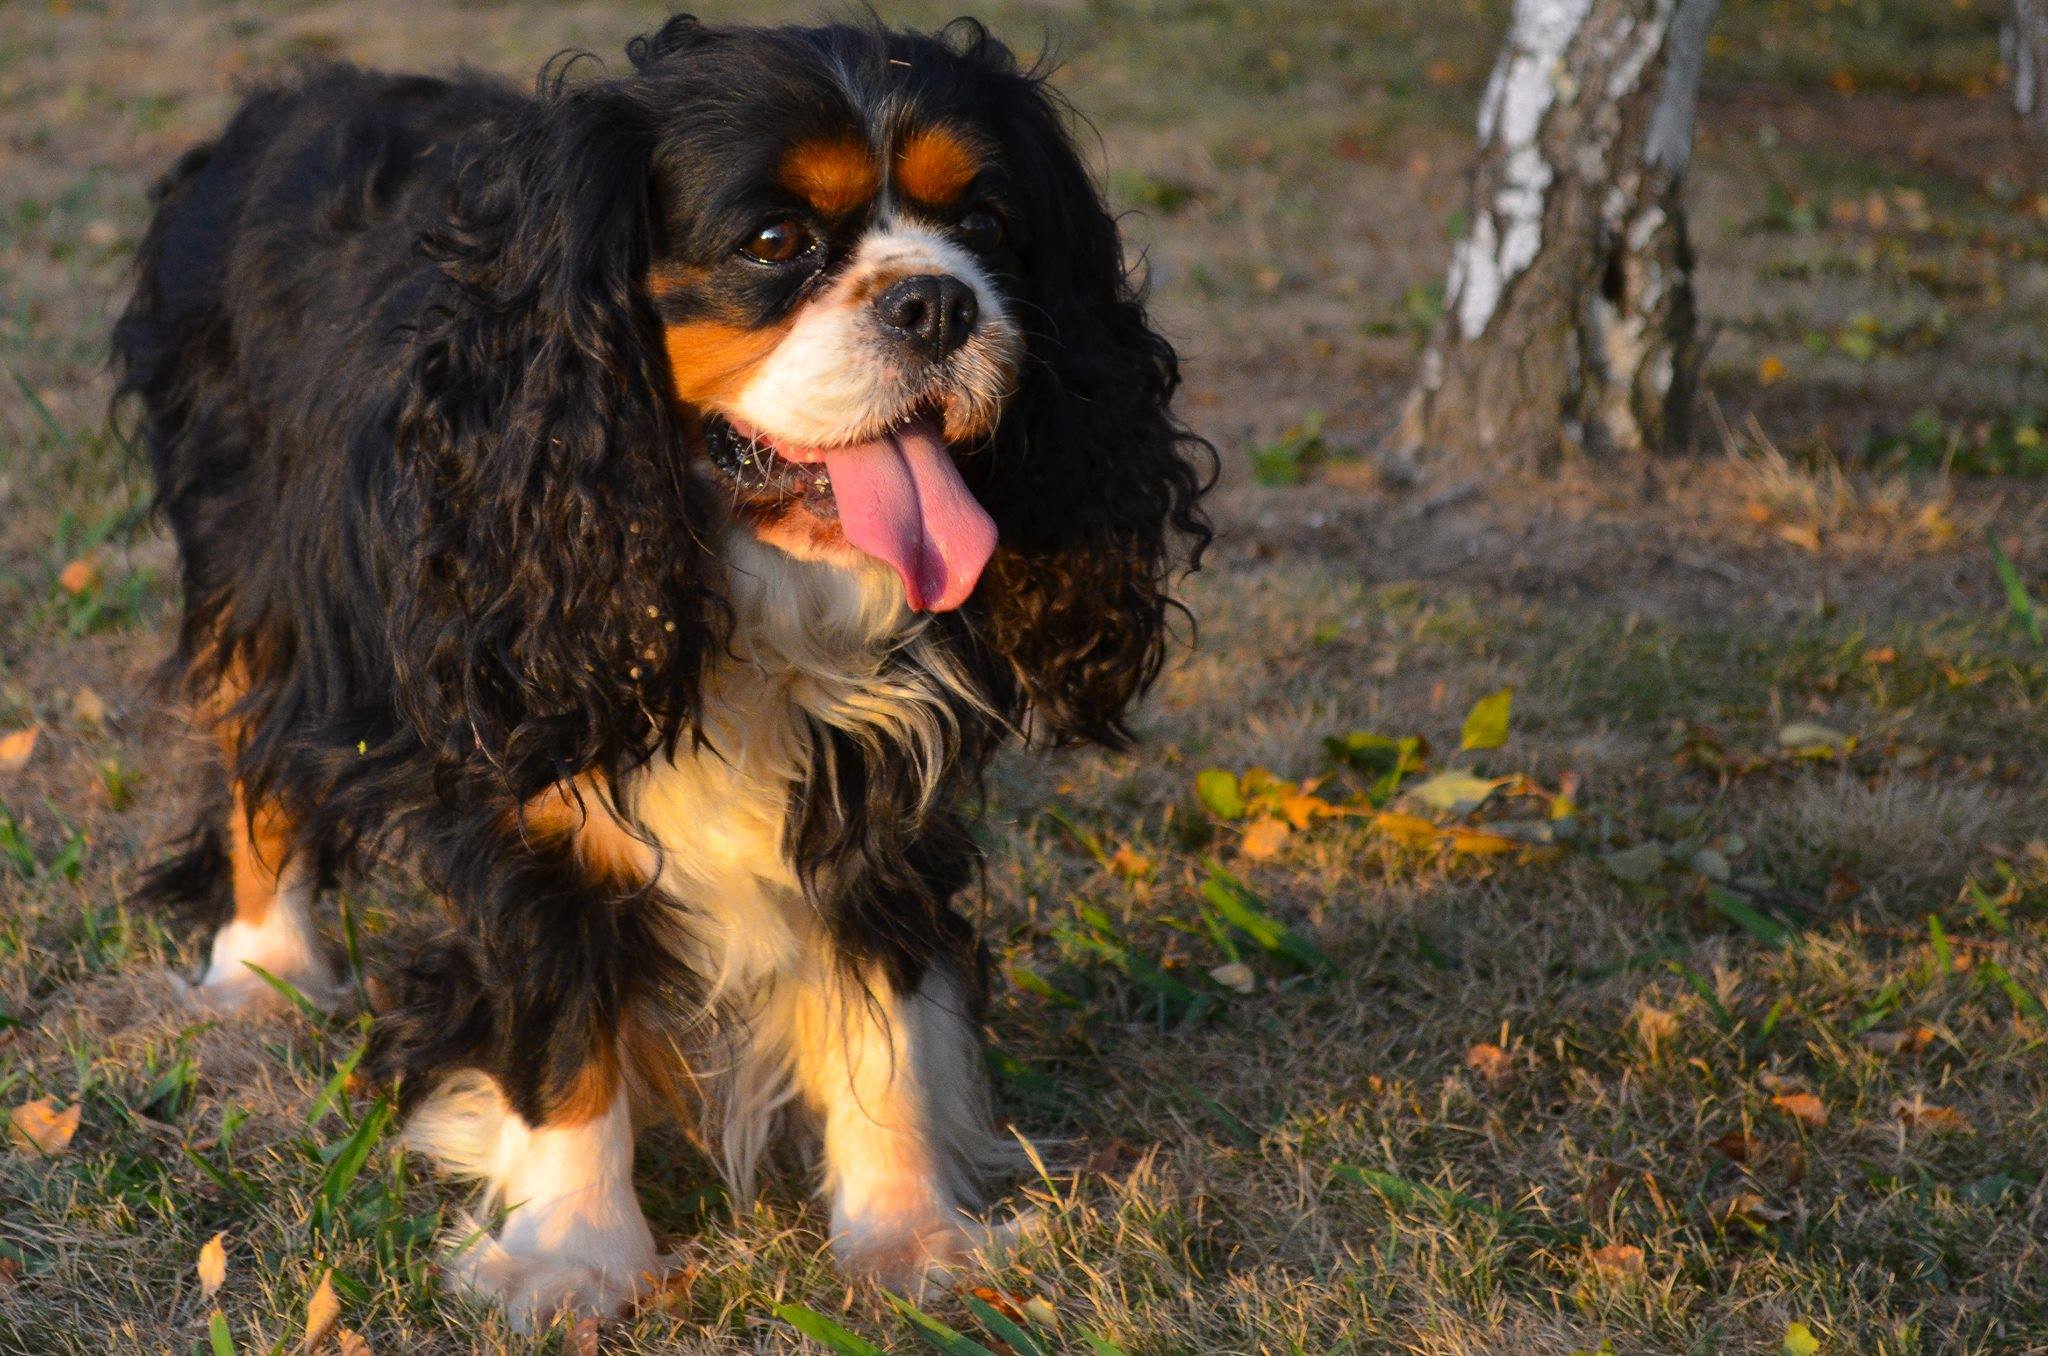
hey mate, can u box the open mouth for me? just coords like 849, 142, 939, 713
699, 407, 999, 613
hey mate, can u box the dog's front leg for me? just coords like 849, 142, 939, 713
786, 958, 1016, 1291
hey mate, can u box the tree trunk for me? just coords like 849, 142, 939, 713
1398, 0, 1720, 472
2009, 0, 2048, 136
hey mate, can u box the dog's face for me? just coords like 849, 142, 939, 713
640, 33, 1031, 612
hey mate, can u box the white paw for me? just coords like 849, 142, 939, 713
185, 913, 347, 1014
182, 954, 347, 1015
442, 1214, 660, 1333
834, 1209, 1027, 1297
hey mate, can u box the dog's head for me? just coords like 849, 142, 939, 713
396, 17, 1211, 786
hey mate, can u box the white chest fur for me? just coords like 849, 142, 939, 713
624, 531, 974, 997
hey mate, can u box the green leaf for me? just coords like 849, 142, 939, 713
1195, 768, 1246, 820
960, 1293, 1048, 1356
1781, 1320, 1821, 1356
1460, 688, 1513, 751
1199, 863, 1335, 974
207, 1310, 236, 1356
777, 1303, 888, 1355
886, 1293, 1001, 1355
1988, 528, 2043, 643
1408, 769, 1507, 814
1704, 886, 1793, 947
317, 1095, 393, 1217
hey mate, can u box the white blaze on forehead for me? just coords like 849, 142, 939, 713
726, 222, 1011, 449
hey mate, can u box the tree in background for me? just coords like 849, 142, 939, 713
1398, 0, 1721, 473
2009, 0, 2048, 135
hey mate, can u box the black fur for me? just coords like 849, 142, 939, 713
116, 17, 1209, 1130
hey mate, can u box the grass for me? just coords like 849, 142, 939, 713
2, 0, 2047, 1353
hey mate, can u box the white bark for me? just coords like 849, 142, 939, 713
2009, 0, 2048, 136
1401, 0, 1719, 469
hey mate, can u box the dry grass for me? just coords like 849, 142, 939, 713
3, 1, 2048, 1353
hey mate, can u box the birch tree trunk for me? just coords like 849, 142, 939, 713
2008, 0, 2048, 136
1397, 0, 1720, 471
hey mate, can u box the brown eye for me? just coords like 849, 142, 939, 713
956, 208, 1003, 253
742, 220, 813, 264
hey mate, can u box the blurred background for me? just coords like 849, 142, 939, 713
2, 3, 2047, 1354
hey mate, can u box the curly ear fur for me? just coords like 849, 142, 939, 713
391, 71, 722, 796
957, 32, 1215, 749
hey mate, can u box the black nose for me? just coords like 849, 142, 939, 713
874, 274, 978, 361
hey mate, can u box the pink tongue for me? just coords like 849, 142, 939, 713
820, 419, 997, 612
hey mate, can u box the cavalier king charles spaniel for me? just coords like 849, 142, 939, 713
114, 14, 1208, 1328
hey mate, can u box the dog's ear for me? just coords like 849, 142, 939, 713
392, 76, 720, 795
963, 42, 1214, 750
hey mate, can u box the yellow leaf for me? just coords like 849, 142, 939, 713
336, 1331, 375, 1356
1588, 1242, 1645, 1278
1446, 826, 1519, 855
1464, 1042, 1510, 1083
1238, 818, 1291, 860
1208, 961, 1257, 995
0, 727, 38, 772
1757, 355, 1787, 386
70, 687, 107, 728
57, 556, 99, 595
1771, 1091, 1828, 1129
1893, 1097, 1972, 1133
8, 1099, 80, 1155
1372, 811, 1443, 848
1106, 846, 1153, 879
302, 1271, 341, 1350
1278, 794, 1334, 830
197, 1232, 227, 1297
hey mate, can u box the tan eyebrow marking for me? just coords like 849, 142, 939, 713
778, 135, 880, 218
894, 125, 981, 206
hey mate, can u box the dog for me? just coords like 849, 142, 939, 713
112, 14, 1209, 1328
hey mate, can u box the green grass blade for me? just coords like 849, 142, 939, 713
207, 1310, 236, 1356
960, 1293, 1048, 1356
1199, 863, 1335, 973
1085, 1336, 1134, 1356
776, 1303, 888, 1354
1988, 527, 2043, 643
318, 1095, 393, 1215
239, 962, 326, 1022
886, 1292, 1001, 1355
1704, 886, 1793, 947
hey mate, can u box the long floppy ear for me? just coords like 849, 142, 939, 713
964, 39, 1215, 750
390, 70, 720, 796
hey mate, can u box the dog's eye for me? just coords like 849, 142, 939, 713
742, 220, 814, 264
956, 208, 1004, 254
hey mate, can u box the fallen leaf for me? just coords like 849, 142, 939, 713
1777, 721, 1847, 754
1635, 1004, 1679, 1052
1863, 646, 1896, 665
1893, 1097, 1972, 1133
1446, 826, 1520, 855
1782, 1320, 1821, 1356
1465, 1042, 1510, 1084
1771, 1091, 1828, 1130
335, 1331, 375, 1356
7, 1099, 80, 1155
1409, 769, 1507, 813
0, 1256, 22, 1288
1106, 846, 1153, 879
302, 1271, 340, 1351
1602, 842, 1666, 883
197, 1232, 227, 1297
0, 728, 38, 772
1195, 768, 1245, 820
1588, 1242, 1645, 1279
569, 1315, 601, 1356
1460, 687, 1513, 751
1372, 811, 1442, 849
1278, 793, 1335, 830
1757, 355, 1787, 385
70, 687, 107, 729
1238, 817, 1290, 860
57, 557, 99, 595
1208, 961, 1256, 995
1710, 1190, 1789, 1229
1713, 1130, 1757, 1162
1861, 1025, 1935, 1057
